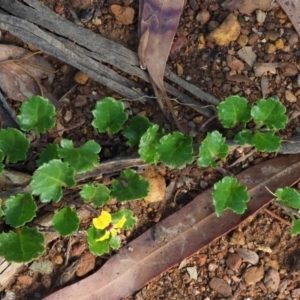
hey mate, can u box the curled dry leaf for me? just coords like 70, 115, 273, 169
261, 75, 269, 98
253, 62, 280, 77
253, 62, 298, 77
138, 0, 185, 132
0, 44, 54, 101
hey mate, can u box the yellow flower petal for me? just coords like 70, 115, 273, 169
97, 231, 110, 241
111, 228, 120, 237
93, 211, 112, 229
115, 216, 126, 229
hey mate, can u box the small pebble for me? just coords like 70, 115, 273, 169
265, 31, 280, 41
288, 33, 299, 46
109, 5, 134, 25
74, 71, 89, 85
292, 288, 300, 297
280, 62, 298, 77
244, 266, 264, 286
279, 280, 288, 293
256, 10, 267, 23
237, 34, 248, 47
264, 268, 280, 292
275, 9, 287, 19
64, 110, 73, 122
18, 275, 33, 286
196, 9, 210, 25
285, 90, 297, 103
187, 266, 198, 280
189, 0, 199, 11
226, 253, 242, 271
74, 95, 88, 107
235, 248, 259, 265
248, 33, 259, 45
208, 263, 218, 272
200, 181, 208, 189
265, 43, 276, 54
54, 4, 64, 14
230, 231, 245, 245
275, 38, 284, 49
209, 277, 232, 297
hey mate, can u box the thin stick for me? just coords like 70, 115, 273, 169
272, 201, 300, 219
264, 208, 291, 226
64, 237, 72, 267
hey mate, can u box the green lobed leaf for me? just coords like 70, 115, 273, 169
275, 187, 300, 210
197, 131, 229, 168
212, 176, 250, 217
17, 96, 56, 133
87, 225, 110, 256
58, 139, 101, 174
157, 132, 193, 169
80, 183, 110, 207
0, 150, 4, 174
52, 206, 80, 236
92, 97, 128, 134
31, 159, 76, 203
4, 194, 37, 227
122, 115, 153, 147
291, 216, 300, 236
36, 144, 59, 167
251, 131, 281, 152
233, 129, 253, 146
109, 235, 121, 249
111, 209, 136, 230
251, 98, 288, 130
111, 169, 150, 202
217, 95, 251, 128
138, 125, 164, 164
0, 128, 30, 163
0, 199, 4, 217
0, 226, 45, 263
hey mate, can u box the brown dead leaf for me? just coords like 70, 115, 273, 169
138, 0, 185, 132
226, 73, 260, 90
0, 44, 54, 101
253, 62, 280, 77
44, 154, 300, 300
261, 75, 269, 98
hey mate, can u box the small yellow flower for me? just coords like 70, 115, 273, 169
93, 211, 126, 242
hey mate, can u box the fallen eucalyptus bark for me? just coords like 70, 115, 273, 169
0, 0, 217, 117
